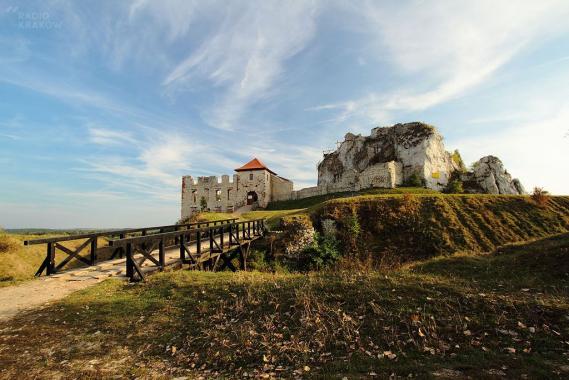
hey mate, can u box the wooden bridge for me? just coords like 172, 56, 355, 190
24, 218, 266, 281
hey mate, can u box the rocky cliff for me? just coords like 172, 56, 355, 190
317, 122, 524, 194
318, 122, 460, 192
462, 156, 525, 194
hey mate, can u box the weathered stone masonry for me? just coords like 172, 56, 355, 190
181, 158, 293, 219
181, 122, 525, 218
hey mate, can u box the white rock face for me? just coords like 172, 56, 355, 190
463, 156, 525, 195
318, 122, 459, 191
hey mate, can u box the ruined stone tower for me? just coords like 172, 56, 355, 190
181, 158, 293, 219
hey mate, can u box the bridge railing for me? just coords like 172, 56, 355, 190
110, 219, 265, 281
24, 218, 238, 276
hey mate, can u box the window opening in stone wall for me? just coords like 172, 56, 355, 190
191, 190, 196, 203
249, 173, 254, 180
227, 189, 231, 200
215, 189, 221, 202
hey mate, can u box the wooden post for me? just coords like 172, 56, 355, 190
180, 234, 186, 262
90, 237, 98, 265
46, 242, 55, 275
159, 238, 165, 270
248, 221, 251, 238
242, 222, 246, 240
238, 247, 245, 270
126, 243, 133, 280
209, 228, 214, 252
220, 225, 224, 250
196, 230, 201, 255
229, 223, 233, 245
119, 234, 125, 258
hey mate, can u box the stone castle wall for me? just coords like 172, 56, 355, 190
182, 123, 525, 217
181, 170, 293, 219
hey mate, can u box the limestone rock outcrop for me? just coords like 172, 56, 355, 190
462, 156, 525, 195
318, 122, 461, 192
315, 122, 524, 195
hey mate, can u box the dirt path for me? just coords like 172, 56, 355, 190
0, 242, 194, 321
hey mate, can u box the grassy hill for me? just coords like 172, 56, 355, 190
315, 193, 569, 260
1, 233, 568, 378
3, 190, 568, 286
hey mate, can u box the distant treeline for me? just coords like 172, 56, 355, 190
4, 228, 108, 236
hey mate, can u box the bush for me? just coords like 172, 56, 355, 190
199, 196, 208, 211
445, 179, 464, 194
451, 149, 467, 172
531, 187, 550, 208
247, 249, 273, 272
0, 234, 19, 254
301, 232, 341, 270
404, 172, 424, 187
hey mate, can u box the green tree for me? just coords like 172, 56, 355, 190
404, 172, 424, 187
199, 196, 208, 211
445, 179, 464, 194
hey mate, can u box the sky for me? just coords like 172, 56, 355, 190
1, 0, 569, 229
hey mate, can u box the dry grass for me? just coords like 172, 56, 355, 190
0, 234, 19, 254
0, 233, 568, 379
317, 194, 569, 261
0, 233, 113, 287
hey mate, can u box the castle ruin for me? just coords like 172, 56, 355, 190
181, 122, 524, 218
181, 158, 293, 219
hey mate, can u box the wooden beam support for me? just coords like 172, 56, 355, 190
159, 238, 165, 269
90, 237, 98, 265
126, 243, 134, 279
180, 233, 186, 262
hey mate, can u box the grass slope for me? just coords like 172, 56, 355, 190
1, 233, 568, 379
266, 187, 437, 210
317, 194, 569, 259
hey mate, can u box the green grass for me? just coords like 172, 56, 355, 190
317, 194, 569, 259
1, 233, 568, 378
195, 211, 237, 222
266, 186, 437, 210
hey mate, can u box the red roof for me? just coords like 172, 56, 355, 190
235, 158, 275, 174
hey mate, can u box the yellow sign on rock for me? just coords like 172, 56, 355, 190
431, 171, 440, 179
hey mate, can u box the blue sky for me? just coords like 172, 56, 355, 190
1, 0, 569, 228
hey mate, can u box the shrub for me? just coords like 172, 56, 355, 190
445, 179, 464, 194
404, 172, 424, 187
451, 149, 467, 172
247, 249, 272, 272
339, 207, 362, 256
199, 196, 208, 211
0, 234, 19, 254
531, 187, 550, 208
301, 232, 341, 270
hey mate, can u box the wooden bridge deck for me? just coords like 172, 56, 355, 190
46, 230, 245, 281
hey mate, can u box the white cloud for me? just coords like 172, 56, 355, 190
163, 1, 319, 130
314, 0, 569, 123
88, 127, 136, 146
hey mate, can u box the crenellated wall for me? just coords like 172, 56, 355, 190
181, 170, 294, 219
